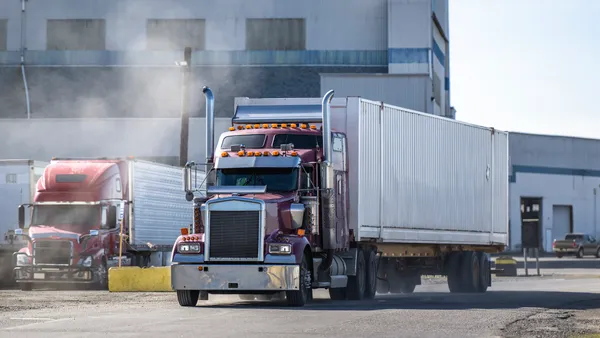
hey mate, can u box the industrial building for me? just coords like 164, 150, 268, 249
0, 0, 452, 122
509, 132, 600, 252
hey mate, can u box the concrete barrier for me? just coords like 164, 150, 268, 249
108, 266, 173, 292
494, 256, 518, 277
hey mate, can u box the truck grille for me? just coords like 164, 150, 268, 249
208, 210, 261, 260
34, 240, 73, 265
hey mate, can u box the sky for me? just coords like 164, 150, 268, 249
449, 0, 600, 139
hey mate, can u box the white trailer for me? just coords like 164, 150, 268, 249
331, 98, 508, 246
0, 160, 48, 286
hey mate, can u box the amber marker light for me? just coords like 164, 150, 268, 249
229, 127, 235, 131
238, 151, 245, 156
180, 227, 189, 236
272, 151, 280, 156
221, 152, 229, 157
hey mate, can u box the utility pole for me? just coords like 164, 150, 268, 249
178, 47, 192, 167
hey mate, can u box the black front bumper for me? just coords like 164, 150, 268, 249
13, 252, 95, 284
14, 265, 94, 283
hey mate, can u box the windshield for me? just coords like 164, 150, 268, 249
221, 134, 266, 149
565, 234, 583, 240
217, 167, 298, 192
31, 204, 101, 229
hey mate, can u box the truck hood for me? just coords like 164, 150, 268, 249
28, 225, 83, 241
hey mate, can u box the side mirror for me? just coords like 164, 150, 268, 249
183, 166, 192, 193
108, 206, 117, 229
17, 205, 25, 229
89, 230, 99, 237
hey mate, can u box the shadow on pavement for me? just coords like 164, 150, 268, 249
198, 291, 600, 311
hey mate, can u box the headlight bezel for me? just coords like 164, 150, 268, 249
78, 255, 93, 267
15, 254, 30, 266
268, 243, 292, 255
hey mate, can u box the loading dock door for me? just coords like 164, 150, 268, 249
552, 205, 572, 243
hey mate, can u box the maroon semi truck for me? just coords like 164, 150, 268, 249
13, 158, 191, 290
171, 87, 509, 307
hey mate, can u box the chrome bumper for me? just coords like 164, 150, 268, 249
14, 266, 93, 283
171, 264, 300, 291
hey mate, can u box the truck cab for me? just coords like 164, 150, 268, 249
13, 159, 126, 290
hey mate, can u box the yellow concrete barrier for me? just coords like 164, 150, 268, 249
494, 256, 518, 277
108, 266, 173, 292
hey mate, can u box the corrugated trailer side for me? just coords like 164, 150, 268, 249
352, 99, 508, 246
129, 160, 204, 247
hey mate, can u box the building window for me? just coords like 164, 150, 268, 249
246, 18, 306, 51
0, 19, 7, 51
46, 19, 106, 50
5, 173, 17, 184
146, 19, 205, 50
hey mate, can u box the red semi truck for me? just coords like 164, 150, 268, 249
171, 87, 509, 307
13, 158, 192, 290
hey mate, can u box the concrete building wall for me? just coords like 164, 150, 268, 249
509, 132, 600, 251
0, 0, 450, 119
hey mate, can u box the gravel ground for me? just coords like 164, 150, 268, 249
1, 275, 600, 338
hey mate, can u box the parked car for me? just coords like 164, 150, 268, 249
552, 233, 600, 258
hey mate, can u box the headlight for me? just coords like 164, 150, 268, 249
178, 243, 202, 254
78, 256, 92, 267
15, 254, 29, 266
269, 243, 292, 255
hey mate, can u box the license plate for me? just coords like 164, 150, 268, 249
33, 273, 45, 279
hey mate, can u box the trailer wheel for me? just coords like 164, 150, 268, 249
176, 290, 199, 307
460, 251, 480, 293
476, 252, 490, 293
286, 254, 311, 307
446, 252, 462, 293
346, 249, 366, 300
364, 248, 378, 299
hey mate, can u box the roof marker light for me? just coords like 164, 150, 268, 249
221, 152, 229, 157
245, 125, 252, 129
229, 127, 235, 131
263, 151, 270, 156
237, 151, 245, 156
254, 124, 260, 129
237, 125, 244, 130
271, 124, 278, 128
272, 151, 280, 156
263, 124, 269, 129
290, 123, 297, 128
281, 123, 288, 128
310, 125, 317, 130
300, 124, 307, 129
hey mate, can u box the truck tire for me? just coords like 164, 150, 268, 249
446, 252, 462, 293
286, 254, 312, 307
364, 248, 378, 299
577, 248, 584, 258
346, 249, 366, 300
177, 290, 199, 307
460, 251, 480, 293
476, 252, 490, 293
